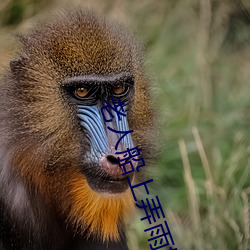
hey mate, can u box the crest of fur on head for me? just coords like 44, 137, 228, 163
0, 9, 154, 243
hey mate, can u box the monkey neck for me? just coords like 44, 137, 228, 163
0, 158, 129, 250
0, 182, 129, 250
74, 232, 129, 250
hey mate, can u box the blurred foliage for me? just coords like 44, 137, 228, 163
1, 0, 250, 249
0, 0, 51, 26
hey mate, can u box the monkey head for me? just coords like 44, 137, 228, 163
0, 10, 153, 242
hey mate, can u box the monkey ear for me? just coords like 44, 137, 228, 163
10, 34, 31, 73
9, 58, 22, 73
9, 34, 30, 72
9, 57, 27, 76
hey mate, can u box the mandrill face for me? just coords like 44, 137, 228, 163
63, 73, 135, 194
0, 10, 153, 243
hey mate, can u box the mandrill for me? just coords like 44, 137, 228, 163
0, 9, 153, 250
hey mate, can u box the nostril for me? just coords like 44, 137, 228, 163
106, 155, 120, 165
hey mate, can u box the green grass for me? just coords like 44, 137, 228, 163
1, 0, 250, 249
130, 1, 250, 249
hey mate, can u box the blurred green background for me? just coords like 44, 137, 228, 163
1, 0, 250, 249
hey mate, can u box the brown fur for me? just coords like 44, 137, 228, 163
0, 9, 153, 244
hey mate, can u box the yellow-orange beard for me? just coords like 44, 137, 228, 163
67, 174, 134, 242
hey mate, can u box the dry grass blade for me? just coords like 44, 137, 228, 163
192, 126, 214, 196
241, 190, 250, 250
178, 138, 203, 248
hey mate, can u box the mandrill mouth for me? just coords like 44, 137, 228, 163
75, 101, 136, 195
81, 154, 134, 194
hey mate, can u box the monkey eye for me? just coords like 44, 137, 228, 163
74, 87, 90, 98
113, 84, 125, 95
